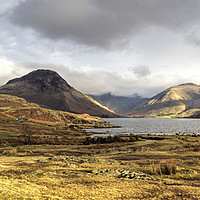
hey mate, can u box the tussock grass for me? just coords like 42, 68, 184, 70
0, 134, 199, 200
150, 160, 177, 176
0, 157, 200, 200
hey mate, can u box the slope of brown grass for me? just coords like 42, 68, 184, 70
0, 153, 199, 200
0, 134, 199, 199
0, 94, 115, 146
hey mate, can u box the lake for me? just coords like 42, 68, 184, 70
87, 118, 200, 137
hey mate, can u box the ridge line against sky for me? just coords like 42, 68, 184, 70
1, 0, 200, 97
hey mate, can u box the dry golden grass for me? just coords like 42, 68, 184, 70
0, 94, 200, 199
0, 94, 104, 128
0, 94, 117, 147
0, 133, 200, 200
0, 155, 200, 200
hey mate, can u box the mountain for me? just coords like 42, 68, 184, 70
89, 93, 147, 115
0, 69, 117, 117
128, 83, 200, 118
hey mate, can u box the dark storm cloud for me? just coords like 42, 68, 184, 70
9, 0, 200, 48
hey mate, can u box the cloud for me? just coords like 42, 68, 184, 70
129, 65, 151, 78
8, 0, 200, 49
4, 61, 199, 98
0, 57, 30, 85
1, 1, 200, 99
186, 30, 200, 46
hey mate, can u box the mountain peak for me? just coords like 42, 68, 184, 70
129, 83, 200, 118
177, 83, 197, 87
0, 69, 117, 117
7, 69, 71, 92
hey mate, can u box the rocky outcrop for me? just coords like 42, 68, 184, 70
37, 155, 182, 185
47, 155, 120, 165
38, 156, 156, 181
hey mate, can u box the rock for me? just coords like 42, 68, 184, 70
2, 150, 10, 155
163, 181, 182, 185
169, 146, 182, 151
117, 170, 156, 181
43, 153, 53, 156
37, 158, 49, 163
135, 147, 153, 152
48, 155, 120, 165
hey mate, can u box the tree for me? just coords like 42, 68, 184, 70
21, 124, 34, 145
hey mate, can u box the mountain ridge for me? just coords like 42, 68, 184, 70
1, 69, 200, 118
89, 92, 147, 115
128, 83, 200, 118
0, 69, 117, 117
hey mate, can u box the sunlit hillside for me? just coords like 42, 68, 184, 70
0, 94, 100, 124
129, 83, 200, 118
0, 94, 113, 146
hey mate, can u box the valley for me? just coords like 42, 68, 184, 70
2, 1, 200, 199
0, 71, 200, 199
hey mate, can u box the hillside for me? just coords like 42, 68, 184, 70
0, 94, 115, 145
89, 93, 146, 115
0, 69, 117, 117
128, 83, 200, 118
0, 94, 102, 125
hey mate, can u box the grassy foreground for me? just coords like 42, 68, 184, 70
0, 94, 199, 199
0, 134, 200, 200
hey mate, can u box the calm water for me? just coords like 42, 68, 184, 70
87, 118, 200, 136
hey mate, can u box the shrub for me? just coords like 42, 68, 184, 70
83, 135, 125, 145
193, 146, 200, 152
160, 161, 177, 175
2, 148, 18, 156
150, 160, 177, 176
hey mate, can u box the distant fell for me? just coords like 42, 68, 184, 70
89, 93, 146, 115
0, 69, 117, 117
128, 83, 200, 118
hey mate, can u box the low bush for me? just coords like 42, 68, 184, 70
83, 135, 140, 145
150, 160, 177, 176
2, 148, 18, 156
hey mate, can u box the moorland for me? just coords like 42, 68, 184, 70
0, 94, 200, 199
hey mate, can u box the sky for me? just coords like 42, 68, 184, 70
1, 0, 200, 97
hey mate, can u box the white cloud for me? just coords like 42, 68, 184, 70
4, 61, 199, 98
0, 57, 29, 85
